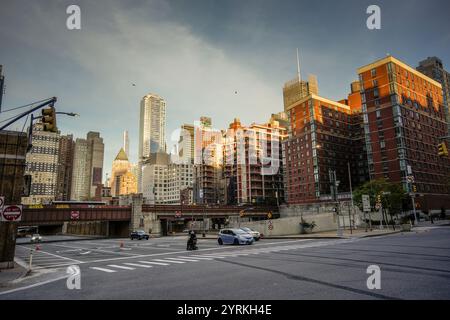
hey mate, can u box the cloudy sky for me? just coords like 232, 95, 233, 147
1, 0, 449, 178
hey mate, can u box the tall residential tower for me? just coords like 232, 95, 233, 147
138, 93, 166, 191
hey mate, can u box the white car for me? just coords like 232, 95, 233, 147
30, 234, 42, 243
240, 227, 261, 241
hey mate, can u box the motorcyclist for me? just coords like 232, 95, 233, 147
187, 230, 198, 250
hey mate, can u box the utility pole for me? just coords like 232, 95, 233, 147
347, 162, 353, 234
0, 65, 5, 112
330, 169, 342, 236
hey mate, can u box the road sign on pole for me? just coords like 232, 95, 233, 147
362, 195, 370, 212
70, 210, 80, 220
1, 205, 23, 222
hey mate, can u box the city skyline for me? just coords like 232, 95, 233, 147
1, 0, 450, 180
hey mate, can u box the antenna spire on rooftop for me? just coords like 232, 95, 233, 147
296, 48, 301, 82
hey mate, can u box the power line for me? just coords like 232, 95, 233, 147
0, 98, 49, 114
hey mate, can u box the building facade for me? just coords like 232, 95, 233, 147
56, 134, 74, 201
283, 74, 318, 112
71, 131, 104, 201
223, 118, 287, 205
138, 93, 166, 192
283, 90, 367, 204
359, 56, 450, 209
110, 148, 137, 196
417, 57, 450, 136
193, 117, 225, 204
22, 122, 60, 205
141, 152, 193, 204
178, 124, 195, 164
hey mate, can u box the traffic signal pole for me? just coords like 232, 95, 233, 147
0, 97, 56, 131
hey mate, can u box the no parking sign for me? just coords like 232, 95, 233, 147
1, 205, 23, 222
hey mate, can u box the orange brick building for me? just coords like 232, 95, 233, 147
283, 85, 368, 204
358, 56, 450, 210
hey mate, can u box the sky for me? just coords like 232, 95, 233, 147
1, 0, 449, 179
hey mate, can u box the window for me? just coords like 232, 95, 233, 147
373, 88, 379, 98
376, 110, 381, 118
371, 69, 377, 77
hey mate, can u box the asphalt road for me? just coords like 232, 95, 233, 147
2, 226, 450, 300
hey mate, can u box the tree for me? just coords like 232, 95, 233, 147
353, 178, 407, 224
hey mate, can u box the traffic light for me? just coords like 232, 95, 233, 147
412, 185, 417, 193
42, 106, 57, 132
377, 194, 381, 204
438, 142, 448, 157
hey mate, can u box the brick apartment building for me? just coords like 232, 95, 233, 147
283, 86, 368, 204
358, 55, 450, 210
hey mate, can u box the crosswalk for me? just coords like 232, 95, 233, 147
89, 239, 353, 274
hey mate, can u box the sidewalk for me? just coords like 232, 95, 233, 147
0, 262, 28, 289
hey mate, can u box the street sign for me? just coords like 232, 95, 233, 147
407, 165, 412, 175
362, 195, 370, 212
1, 205, 23, 222
175, 211, 182, 218
267, 212, 272, 219
70, 210, 80, 220
239, 210, 244, 217
0, 196, 4, 212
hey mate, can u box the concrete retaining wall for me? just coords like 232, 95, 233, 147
228, 212, 338, 236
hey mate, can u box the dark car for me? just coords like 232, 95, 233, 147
130, 230, 150, 240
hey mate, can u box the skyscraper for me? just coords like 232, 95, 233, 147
138, 93, 166, 192
56, 134, 74, 201
417, 57, 450, 136
71, 131, 104, 201
21, 122, 60, 205
177, 124, 195, 164
123, 130, 129, 158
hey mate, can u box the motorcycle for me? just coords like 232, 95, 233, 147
186, 231, 198, 250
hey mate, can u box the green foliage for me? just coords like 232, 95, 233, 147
353, 178, 407, 216
300, 218, 316, 230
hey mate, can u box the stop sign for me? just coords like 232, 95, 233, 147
70, 211, 80, 220
1, 205, 23, 222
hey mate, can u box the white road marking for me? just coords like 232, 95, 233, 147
90, 267, 117, 273
107, 264, 135, 270
164, 257, 199, 262
194, 254, 227, 259
153, 259, 185, 264
18, 245, 82, 264
47, 243, 138, 256
138, 261, 169, 266
123, 263, 153, 268
181, 256, 213, 260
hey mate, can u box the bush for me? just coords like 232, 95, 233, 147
300, 218, 316, 230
